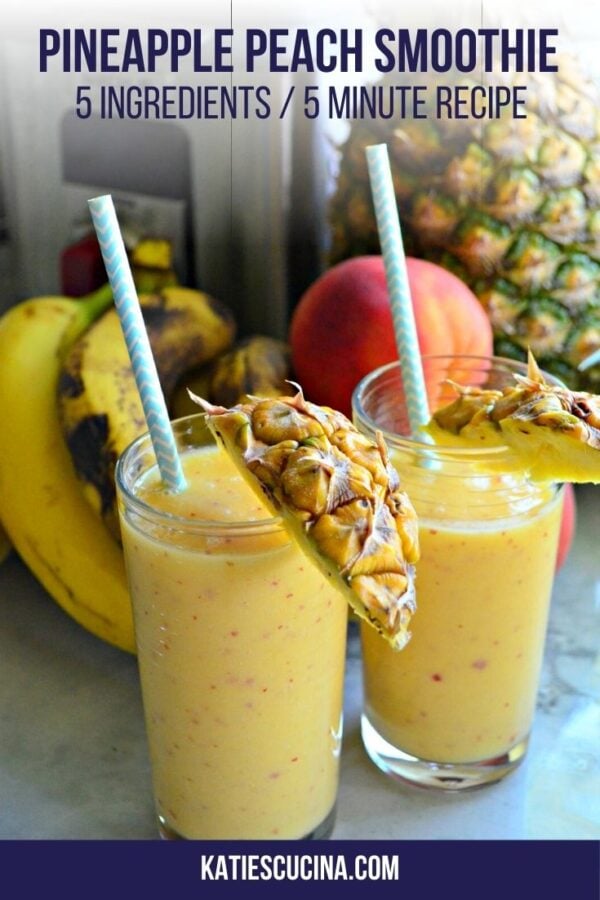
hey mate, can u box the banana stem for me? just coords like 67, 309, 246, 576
80, 281, 115, 319
58, 283, 114, 358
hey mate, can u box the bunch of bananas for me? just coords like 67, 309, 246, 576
171, 334, 292, 418
0, 276, 292, 653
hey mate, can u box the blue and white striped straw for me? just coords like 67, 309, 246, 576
88, 195, 187, 492
366, 144, 430, 435
578, 347, 600, 373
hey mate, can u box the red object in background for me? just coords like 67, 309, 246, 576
60, 234, 107, 297
556, 483, 576, 572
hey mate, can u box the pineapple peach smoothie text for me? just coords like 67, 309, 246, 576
362, 464, 563, 764
120, 444, 347, 840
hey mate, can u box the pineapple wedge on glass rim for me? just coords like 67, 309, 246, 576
189, 385, 419, 651
426, 351, 600, 484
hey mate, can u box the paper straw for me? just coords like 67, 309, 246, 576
578, 347, 600, 372
88, 195, 187, 492
366, 144, 430, 435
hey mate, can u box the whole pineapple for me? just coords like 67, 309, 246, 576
329, 56, 600, 389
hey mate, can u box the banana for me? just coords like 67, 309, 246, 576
210, 335, 292, 407
58, 286, 235, 538
130, 238, 178, 294
131, 237, 174, 271
0, 288, 136, 652
170, 364, 214, 420
170, 335, 292, 419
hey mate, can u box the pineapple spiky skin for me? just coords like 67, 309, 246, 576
427, 351, 600, 483
328, 57, 600, 388
190, 388, 420, 651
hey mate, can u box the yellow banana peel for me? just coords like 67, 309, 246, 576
58, 286, 236, 538
0, 289, 136, 653
169, 335, 292, 419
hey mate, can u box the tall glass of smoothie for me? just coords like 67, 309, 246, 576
352, 356, 564, 790
116, 414, 347, 838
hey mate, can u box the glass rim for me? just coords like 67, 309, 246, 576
115, 413, 284, 535
351, 354, 562, 461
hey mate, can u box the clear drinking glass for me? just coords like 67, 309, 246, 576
352, 356, 563, 790
116, 414, 347, 838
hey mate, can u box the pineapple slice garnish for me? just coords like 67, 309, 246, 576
426, 351, 600, 483
189, 386, 419, 651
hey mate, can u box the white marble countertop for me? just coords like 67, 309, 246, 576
0, 486, 598, 841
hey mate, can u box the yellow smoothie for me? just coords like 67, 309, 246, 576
361, 459, 563, 764
119, 443, 347, 839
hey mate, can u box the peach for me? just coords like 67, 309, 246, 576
289, 256, 492, 416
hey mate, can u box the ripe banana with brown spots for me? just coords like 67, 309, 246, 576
58, 286, 235, 539
170, 334, 292, 419
0, 287, 136, 652
210, 335, 292, 406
